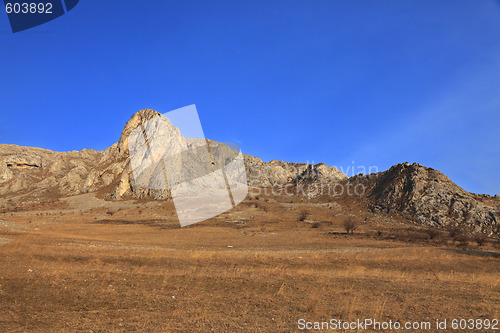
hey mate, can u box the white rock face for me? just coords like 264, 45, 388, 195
0, 109, 347, 204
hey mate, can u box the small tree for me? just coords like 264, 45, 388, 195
343, 217, 357, 234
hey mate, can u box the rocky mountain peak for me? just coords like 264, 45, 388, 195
117, 109, 162, 154
367, 162, 499, 234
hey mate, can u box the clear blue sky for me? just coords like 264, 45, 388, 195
1, 0, 499, 195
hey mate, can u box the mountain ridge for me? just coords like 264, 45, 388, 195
0, 109, 498, 235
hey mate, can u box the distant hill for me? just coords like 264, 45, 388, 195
348, 163, 499, 234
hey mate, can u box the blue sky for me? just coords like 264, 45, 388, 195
0, 0, 499, 195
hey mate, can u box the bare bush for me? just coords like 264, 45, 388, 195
473, 233, 488, 247
426, 228, 439, 240
456, 234, 470, 249
492, 225, 499, 240
298, 211, 310, 222
310, 222, 320, 229
343, 218, 357, 234
446, 224, 463, 241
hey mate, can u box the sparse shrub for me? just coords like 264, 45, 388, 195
446, 224, 463, 241
426, 228, 439, 240
376, 230, 383, 237
298, 210, 310, 222
310, 222, 320, 229
456, 234, 469, 249
343, 217, 357, 234
473, 233, 488, 247
492, 225, 500, 241
106, 211, 114, 216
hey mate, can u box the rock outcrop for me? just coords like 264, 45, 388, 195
0, 145, 107, 199
351, 163, 500, 234
0, 109, 347, 202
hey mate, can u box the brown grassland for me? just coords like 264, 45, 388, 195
0, 191, 498, 332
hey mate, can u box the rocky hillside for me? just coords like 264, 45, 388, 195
0, 109, 347, 203
349, 163, 500, 234
0, 144, 107, 198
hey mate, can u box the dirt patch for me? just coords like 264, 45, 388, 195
0, 237, 11, 245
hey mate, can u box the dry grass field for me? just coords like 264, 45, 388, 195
0, 192, 499, 332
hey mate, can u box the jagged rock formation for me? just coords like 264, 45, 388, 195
109, 109, 347, 200
0, 109, 347, 203
350, 163, 500, 234
244, 157, 347, 188
0, 145, 107, 199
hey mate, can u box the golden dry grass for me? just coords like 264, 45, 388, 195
0, 194, 498, 332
